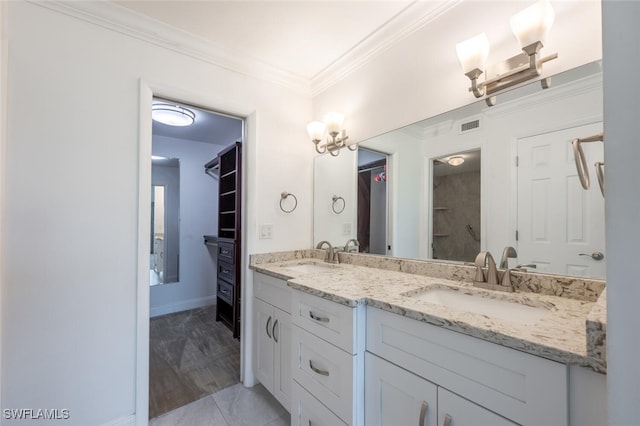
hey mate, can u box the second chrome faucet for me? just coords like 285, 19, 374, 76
474, 250, 514, 292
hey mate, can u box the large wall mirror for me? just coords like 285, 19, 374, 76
151, 157, 180, 285
313, 60, 605, 279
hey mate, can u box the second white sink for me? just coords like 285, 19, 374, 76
405, 286, 551, 325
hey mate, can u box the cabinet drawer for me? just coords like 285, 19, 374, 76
292, 326, 355, 424
366, 307, 567, 425
218, 260, 235, 284
291, 381, 347, 426
217, 241, 235, 263
217, 280, 233, 305
292, 290, 358, 354
254, 272, 291, 314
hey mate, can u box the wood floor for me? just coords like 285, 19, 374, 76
149, 305, 240, 419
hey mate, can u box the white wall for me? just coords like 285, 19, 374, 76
1, 2, 312, 425
313, 149, 357, 248
602, 1, 640, 423
150, 136, 225, 317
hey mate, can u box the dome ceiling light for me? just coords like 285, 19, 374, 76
152, 102, 196, 126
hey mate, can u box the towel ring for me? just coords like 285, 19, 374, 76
332, 195, 345, 214
280, 192, 298, 213
571, 133, 604, 190
595, 161, 605, 197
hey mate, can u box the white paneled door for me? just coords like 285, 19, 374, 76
516, 122, 605, 278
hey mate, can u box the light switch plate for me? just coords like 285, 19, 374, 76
259, 224, 273, 239
342, 223, 352, 236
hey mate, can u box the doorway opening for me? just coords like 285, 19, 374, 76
357, 148, 388, 255
148, 96, 244, 419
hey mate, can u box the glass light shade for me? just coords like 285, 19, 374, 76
306, 121, 326, 142
152, 103, 195, 126
456, 33, 490, 74
323, 112, 344, 135
510, 0, 555, 48
448, 156, 465, 166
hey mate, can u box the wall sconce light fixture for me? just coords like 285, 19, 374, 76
307, 112, 357, 156
456, 0, 557, 105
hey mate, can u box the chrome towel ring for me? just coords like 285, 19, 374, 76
332, 195, 345, 214
571, 133, 603, 190
595, 161, 605, 197
280, 192, 298, 213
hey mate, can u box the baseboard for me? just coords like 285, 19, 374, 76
150, 295, 217, 318
100, 414, 136, 426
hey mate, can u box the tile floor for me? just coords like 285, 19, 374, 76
150, 383, 290, 426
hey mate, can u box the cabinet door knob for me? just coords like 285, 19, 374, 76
309, 360, 330, 376
309, 311, 330, 323
272, 319, 279, 343
443, 414, 452, 426
266, 316, 272, 339
419, 401, 429, 426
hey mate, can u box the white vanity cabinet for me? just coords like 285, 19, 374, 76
290, 290, 364, 426
253, 273, 292, 411
366, 307, 569, 426
366, 352, 516, 426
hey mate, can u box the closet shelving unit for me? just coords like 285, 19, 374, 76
205, 141, 242, 338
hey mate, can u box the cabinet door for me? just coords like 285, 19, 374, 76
365, 352, 437, 426
437, 388, 516, 426
273, 306, 292, 412
253, 297, 274, 393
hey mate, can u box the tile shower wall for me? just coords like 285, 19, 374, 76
432, 171, 480, 262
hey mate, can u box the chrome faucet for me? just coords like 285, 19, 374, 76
473, 251, 514, 292
316, 240, 339, 264
499, 246, 517, 269
343, 239, 360, 253
474, 251, 498, 285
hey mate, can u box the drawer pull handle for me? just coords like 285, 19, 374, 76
419, 401, 428, 426
443, 414, 451, 426
309, 360, 330, 376
272, 319, 279, 343
309, 311, 330, 323
266, 316, 272, 339
221, 269, 230, 274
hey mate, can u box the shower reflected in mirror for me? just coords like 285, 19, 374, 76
431, 149, 481, 262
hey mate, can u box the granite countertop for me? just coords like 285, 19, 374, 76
250, 252, 607, 374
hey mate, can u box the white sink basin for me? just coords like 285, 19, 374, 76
282, 262, 338, 274
405, 286, 551, 325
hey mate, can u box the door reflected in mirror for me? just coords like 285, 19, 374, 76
431, 150, 481, 262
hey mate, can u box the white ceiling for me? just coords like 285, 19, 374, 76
114, 0, 415, 81
120, 0, 430, 145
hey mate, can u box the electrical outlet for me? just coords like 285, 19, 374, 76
342, 223, 352, 236
259, 224, 273, 239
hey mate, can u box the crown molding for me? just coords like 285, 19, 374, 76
310, 0, 461, 96
29, 0, 313, 95
31, 0, 461, 98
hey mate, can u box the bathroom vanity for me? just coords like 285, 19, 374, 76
250, 249, 607, 426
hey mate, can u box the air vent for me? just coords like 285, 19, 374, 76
460, 119, 480, 133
